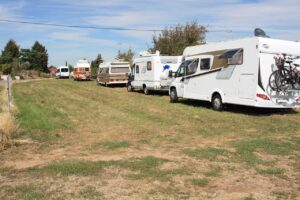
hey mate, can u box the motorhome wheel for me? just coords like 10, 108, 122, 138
212, 94, 223, 111
170, 88, 178, 103
127, 84, 133, 92
143, 86, 149, 95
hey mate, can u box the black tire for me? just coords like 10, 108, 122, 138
170, 88, 178, 103
143, 85, 149, 95
127, 84, 133, 92
269, 71, 280, 91
212, 94, 223, 111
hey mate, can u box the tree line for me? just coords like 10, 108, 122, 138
0, 21, 206, 76
0, 39, 48, 75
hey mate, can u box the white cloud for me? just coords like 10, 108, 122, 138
49, 31, 119, 47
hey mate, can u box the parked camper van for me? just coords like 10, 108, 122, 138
169, 37, 300, 110
96, 61, 130, 86
73, 60, 91, 81
56, 66, 69, 79
128, 51, 182, 94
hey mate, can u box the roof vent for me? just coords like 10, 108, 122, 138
254, 28, 270, 38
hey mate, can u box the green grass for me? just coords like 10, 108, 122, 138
0, 184, 48, 200
32, 156, 187, 181
92, 140, 130, 150
232, 138, 300, 166
204, 165, 223, 177
257, 168, 285, 175
80, 186, 103, 199
12, 80, 300, 144
183, 147, 230, 161
191, 178, 209, 187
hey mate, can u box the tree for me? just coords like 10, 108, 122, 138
30, 41, 48, 72
0, 39, 20, 64
150, 21, 206, 55
91, 54, 104, 78
0, 39, 20, 74
116, 49, 134, 65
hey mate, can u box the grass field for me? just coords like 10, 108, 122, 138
0, 79, 299, 199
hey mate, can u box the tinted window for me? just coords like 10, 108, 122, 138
147, 61, 152, 71
85, 68, 90, 71
200, 59, 211, 70
61, 68, 68, 72
219, 48, 243, 65
136, 65, 139, 74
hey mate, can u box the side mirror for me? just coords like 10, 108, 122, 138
168, 70, 173, 78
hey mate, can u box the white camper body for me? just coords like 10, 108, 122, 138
169, 37, 300, 109
129, 51, 182, 94
97, 61, 130, 85
74, 60, 91, 80
56, 66, 69, 79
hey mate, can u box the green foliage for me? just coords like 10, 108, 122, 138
151, 21, 206, 55
116, 49, 134, 65
30, 41, 48, 72
91, 54, 103, 78
0, 39, 19, 64
191, 178, 209, 187
0, 39, 20, 74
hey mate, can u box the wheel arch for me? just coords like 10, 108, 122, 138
210, 89, 225, 103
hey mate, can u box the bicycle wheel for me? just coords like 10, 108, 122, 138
269, 70, 281, 91
293, 74, 300, 90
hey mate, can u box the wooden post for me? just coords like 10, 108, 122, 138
6, 74, 10, 113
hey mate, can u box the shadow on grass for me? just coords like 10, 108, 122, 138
179, 99, 297, 116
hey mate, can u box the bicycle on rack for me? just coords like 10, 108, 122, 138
268, 54, 300, 92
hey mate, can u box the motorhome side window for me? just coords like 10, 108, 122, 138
219, 48, 243, 65
200, 58, 211, 70
147, 61, 152, 71
186, 59, 199, 75
136, 65, 139, 74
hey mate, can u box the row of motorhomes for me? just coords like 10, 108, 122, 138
59, 36, 300, 110
55, 60, 91, 80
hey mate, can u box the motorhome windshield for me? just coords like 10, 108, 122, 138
111, 67, 130, 73
61, 68, 68, 72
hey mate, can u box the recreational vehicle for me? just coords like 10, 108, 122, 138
73, 60, 91, 81
169, 37, 300, 110
55, 66, 69, 79
128, 51, 182, 94
96, 61, 130, 86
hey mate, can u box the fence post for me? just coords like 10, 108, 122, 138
6, 74, 10, 113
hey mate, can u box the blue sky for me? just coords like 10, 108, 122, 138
0, 0, 299, 66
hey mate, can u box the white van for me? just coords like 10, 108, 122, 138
56, 66, 69, 79
169, 37, 300, 110
96, 61, 130, 86
128, 51, 182, 94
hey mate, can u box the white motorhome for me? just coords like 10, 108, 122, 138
96, 61, 130, 86
128, 51, 182, 94
56, 66, 69, 79
73, 60, 91, 81
169, 37, 300, 110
